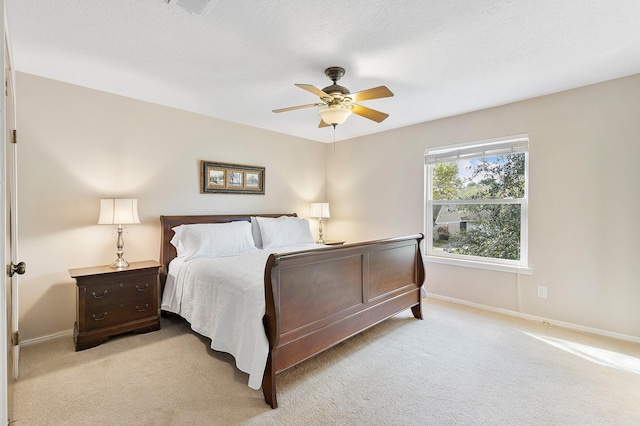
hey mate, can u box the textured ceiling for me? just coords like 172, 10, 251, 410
6, 0, 640, 142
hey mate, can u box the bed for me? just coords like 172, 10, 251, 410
159, 213, 425, 408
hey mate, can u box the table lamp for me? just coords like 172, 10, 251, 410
310, 202, 330, 244
98, 198, 140, 268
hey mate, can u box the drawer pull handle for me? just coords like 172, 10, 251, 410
91, 290, 108, 299
92, 312, 108, 321
136, 283, 149, 292
136, 304, 149, 312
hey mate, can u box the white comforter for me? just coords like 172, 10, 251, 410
161, 244, 321, 389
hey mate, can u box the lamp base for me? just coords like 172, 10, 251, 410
317, 217, 326, 245
110, 257, 129, 269
110, 224, 130, 269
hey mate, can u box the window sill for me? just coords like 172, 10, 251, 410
424, 255, 532, 275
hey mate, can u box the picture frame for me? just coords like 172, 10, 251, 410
201, 161, 265, 194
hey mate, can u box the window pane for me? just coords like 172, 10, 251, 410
432, 154, 525, 201
432, 204, 521, 261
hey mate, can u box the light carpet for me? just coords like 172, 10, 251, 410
14, 298, 640, 425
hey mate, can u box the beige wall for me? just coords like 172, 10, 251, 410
17, 72, 640, 341
16, 72, 327, 340
328, 73, 640, 339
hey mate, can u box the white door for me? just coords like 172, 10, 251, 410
6, 32, 20, 381
2, 1, 21, 422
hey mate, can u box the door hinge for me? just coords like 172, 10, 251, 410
11, 331, 19, 346
12, 129, 17, 144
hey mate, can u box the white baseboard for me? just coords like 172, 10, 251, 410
21, 329, 73, 347
426, 293, 640, 345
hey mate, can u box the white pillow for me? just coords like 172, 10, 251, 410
171, 221, 257, 260
250, 216, 263, 249
256, 216, 314, 249
170, 233, 186, 257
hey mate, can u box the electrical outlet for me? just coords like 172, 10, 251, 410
537, 286, 547, 298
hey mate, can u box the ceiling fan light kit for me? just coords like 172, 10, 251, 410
273, 66, 393, 128
318, 104, 352, 126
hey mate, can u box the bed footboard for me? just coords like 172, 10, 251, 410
262, 234, 425, 408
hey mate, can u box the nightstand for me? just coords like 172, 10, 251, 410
70, 260, 161, 351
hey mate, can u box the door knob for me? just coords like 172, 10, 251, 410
8, 261, 26, 277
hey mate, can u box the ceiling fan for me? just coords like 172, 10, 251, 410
273, 66, 394, 128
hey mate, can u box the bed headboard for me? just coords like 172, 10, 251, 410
159, 213, 297, 286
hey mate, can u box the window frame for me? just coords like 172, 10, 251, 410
424, 134, 531, 274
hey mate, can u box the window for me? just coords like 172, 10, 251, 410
425, 134, 529, 271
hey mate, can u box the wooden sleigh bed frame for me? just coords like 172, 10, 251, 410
159, 213, 425, 408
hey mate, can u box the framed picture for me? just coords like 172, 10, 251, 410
201, 161, 265, 194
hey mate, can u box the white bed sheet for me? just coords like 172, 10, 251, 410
161, 243, 322, 390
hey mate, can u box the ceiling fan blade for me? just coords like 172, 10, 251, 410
295, 84, 331, 99
318, 119, 331, 128
272, 103, 321, 113
352, 104, 389, 123
349, 86, 394, 102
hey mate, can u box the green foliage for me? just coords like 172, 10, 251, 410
448, 204, 521, 260
433, 163, 462, 200
468, 154, 525, 199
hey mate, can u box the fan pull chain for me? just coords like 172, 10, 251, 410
333, 124, 336, 154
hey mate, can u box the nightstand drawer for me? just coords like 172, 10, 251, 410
84, 297, 155, 331
82, 276, 156, 309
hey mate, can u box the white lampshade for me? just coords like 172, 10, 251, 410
318, 105, 352, 126
98, 199, 140, 225
310, 202, 330, 219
